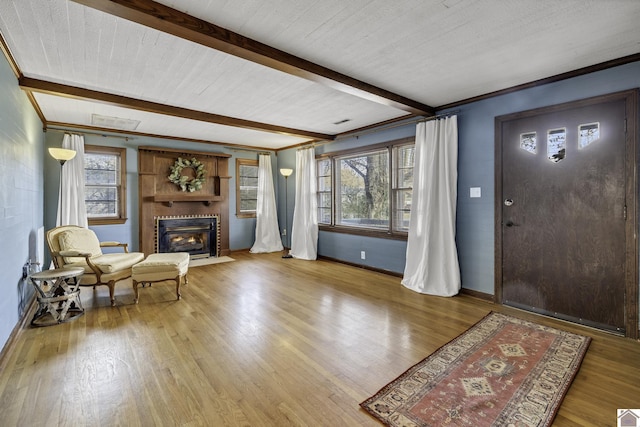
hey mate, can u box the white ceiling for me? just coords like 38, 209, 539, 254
1, 0, 639, 150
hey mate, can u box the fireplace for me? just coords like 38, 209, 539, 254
156, 215, 220, 259
138, 147, 231, 257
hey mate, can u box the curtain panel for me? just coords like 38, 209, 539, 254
401, 116, 460, 296
289, 147, 318, 260
56, 133, 88, 228
250, 154, 284, 253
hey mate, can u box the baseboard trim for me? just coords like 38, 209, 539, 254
460, 288, 495, 302
317, 255, 403, 277
0, 294, 36, 373
313, 256, 500, 299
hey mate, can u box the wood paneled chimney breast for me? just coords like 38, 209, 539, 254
138, 146, 231, 257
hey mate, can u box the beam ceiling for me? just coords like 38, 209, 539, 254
19, 77, 334, 141
70, 0, 435, 117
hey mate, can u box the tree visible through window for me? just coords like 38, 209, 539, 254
317, 159, 332, 224
84, 145, 126, 225
317, 137, 414, 237
393, 144, 415, 232
337, 150, 389, 229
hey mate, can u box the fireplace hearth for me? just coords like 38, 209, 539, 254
156, 215, 220, 259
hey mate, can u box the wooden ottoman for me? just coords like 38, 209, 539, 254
132, 253, 189, 303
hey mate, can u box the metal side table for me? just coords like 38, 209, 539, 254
29, 267, 85, 326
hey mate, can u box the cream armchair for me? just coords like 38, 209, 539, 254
46, 225, 144, 306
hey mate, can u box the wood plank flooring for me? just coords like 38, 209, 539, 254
0, 251, 638, 426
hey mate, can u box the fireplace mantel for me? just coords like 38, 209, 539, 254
138, 146, 231, 256
153, 194, 224, 207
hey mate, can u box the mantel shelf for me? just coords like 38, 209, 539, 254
153, 194, 223, 207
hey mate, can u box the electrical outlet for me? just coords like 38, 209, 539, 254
282, 228, 287, 236
360, 251, 366, 260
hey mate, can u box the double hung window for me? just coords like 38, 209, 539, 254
316, 137, 414, 238
84, 145, 126, 225
392, 144, 415, 232
236, 159, 259, 218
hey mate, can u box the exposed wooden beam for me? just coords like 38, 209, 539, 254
19, 77, 334, 141
46, 122, 293, 152
70, 0, 435, 116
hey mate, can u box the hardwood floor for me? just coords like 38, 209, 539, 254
0, 251, 638, 426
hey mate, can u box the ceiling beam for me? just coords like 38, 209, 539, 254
19, 77, 334, 141
70, 0, 435, 116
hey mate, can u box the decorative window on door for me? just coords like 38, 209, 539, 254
547, 128, 566, 163
579, 122, 600, 148
520, 132, 537, 154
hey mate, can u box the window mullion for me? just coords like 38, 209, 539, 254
331, 157, 336, 226
388, 146, 394, 233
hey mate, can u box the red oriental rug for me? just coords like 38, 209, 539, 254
360, 312, 591, 427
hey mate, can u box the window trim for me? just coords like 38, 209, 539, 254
235, 158, 259, 218
391, 142, 415, 233
85, 144, 127, 226
317, 136, 414, 240
316, 157, 332, 226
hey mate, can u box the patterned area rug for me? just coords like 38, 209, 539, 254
361, 312, 591, 427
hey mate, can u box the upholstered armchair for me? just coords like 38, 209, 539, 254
46, 225, 144, 306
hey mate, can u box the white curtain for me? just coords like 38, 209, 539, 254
250, 154, 284, 253
401, 116, 460, 296
56, 133, 88, 228
289, 147, 318, 260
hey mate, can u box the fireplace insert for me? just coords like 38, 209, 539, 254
156, 215, 219, 259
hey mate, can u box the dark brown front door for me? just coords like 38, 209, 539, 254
496, 91, 637, 334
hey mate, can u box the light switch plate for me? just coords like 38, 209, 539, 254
470, 187, 481, 198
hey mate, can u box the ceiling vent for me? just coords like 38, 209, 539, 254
91, 114, 141, 131
333, 118, 351, 125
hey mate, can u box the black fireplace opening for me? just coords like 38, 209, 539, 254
156, 216, 218, 258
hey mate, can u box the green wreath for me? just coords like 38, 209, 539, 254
168, 157, 206, 192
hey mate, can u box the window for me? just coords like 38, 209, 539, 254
337, 149, 390, 229
317, 137, 414, 238
393, 144, 414, 232
317, 158, 332, 224
236, 159, 258, 218
84, 145, 127, 225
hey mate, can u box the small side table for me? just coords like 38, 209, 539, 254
29, 267, 85, 326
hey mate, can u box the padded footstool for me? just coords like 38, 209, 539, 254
132, 253, 189, 303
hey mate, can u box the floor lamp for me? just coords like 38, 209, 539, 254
49, 147, 77, 166
49, 147, 77, 228
49, 147, 77, 190
280, 168, 293, 259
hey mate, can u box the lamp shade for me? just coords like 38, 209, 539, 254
279, 168, 293, 177
49, 147, 77, 165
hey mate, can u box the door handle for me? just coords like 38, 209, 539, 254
505, 220, 519, 227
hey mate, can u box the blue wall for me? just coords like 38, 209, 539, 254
0, 53, 44, 349
449, 61, 640, 295
298, 61, 640, 296
289, 122, 417, 272
275, 147, 296, 249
